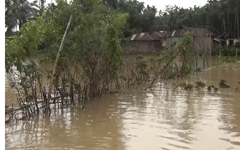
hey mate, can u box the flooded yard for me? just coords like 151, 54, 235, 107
5, 63, 240, 150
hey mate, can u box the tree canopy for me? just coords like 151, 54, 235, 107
5, 0, 40, 37
103, 0, 240, 38
5, 0, 240, 38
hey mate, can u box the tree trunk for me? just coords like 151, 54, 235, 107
236, 48, 238, 61
219, 41, 222, 64
236, 0, 239, 38
46, 14, 73, 114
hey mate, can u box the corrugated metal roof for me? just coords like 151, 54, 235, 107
131, 34, 137, 40
168, 26, 215, 37
130, 31, 167, 41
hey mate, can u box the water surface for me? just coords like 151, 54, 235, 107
5, 63, 240, 150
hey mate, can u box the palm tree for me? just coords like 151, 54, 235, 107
5, 0, 39, 37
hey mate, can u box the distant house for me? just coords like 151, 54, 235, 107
166, 26, 215, 54
226, 38, 240, 47
213, 38, 240, 49
123, 31, 167, 53
212, 38, 226, 48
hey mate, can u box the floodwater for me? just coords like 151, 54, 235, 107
5, 63, 240, 150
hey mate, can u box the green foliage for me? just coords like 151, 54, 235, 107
179, 32, 193, 75
219, 79, 230, 88
195, 81, 206, 88
6, 0, 128, 100
212, 46, 240, 57
105, 13, 128, 76
112, 0, 157, 36
5, 0, 40, 37
6, 0, 239, 40
6, 17, 47, 72
135, 55, 149, 82
6, 0, 239, 104
222, 56, 236, 63
222, 47, 240, 56
102, 0, 239, 39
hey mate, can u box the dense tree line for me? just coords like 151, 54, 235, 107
103, 0, 240, 38
5, 0, 240, 38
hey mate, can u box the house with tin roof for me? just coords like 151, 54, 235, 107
123, 31, 168, 53
166, 26, 215, 54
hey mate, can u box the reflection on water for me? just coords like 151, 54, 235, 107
5, 63, 240, 150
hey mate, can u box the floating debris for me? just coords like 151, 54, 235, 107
195, 81, 205, 88
207, 86, 212, 92
196, 67, 202, 72
236, 81, 240, 92
178, 83, 187, 87
211, 85, 219, 92
81, 103, 85, 110
109, 91, 118, 94
184, 84, 193, 90
219, 79, 230, 88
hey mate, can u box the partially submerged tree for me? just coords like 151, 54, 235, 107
6, 0, 128, 114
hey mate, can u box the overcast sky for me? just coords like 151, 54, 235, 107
139, 0, 208, 10
40, 0, 208, 11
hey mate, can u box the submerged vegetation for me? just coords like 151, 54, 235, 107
6, 0, 129, 116
219, 79, 230, 88
5, 0, 240, 122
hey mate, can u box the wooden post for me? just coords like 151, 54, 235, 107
206, 54, 209, 68
195, 52, 198, 72
11, 103, 13, 117
210, 36, 212, 67
203, 55, 205, 70
236, 48, 238, 61
236, 0, 239, 38
219, 41, 221, 64
46, 15, 73, 114
70, 79, 74, 105
34, 82, 39, 113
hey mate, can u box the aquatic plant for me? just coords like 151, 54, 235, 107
135, 55, 150, 82
184, 84, 194, 90
207, 86, 212, 92
236, 81, 240, 92
195, 81, 206, 88
219, 79, 230, 88
211, 85, 219, 92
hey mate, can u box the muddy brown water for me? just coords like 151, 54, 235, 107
5, 63, 240, 150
